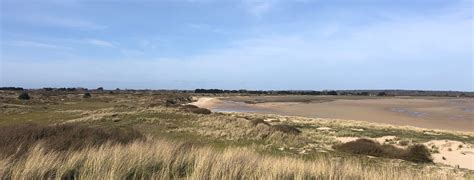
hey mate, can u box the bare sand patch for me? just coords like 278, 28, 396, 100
336, 136, 397, 145
189, 97, 221, 108
425, 140, 474, 170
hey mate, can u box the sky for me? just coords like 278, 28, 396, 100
0, 0, 473, 91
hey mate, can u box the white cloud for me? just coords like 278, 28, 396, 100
85, 39, 115, 47
24, 15, 106, 30
8, 40, 72, 50
2, 0, 472, 90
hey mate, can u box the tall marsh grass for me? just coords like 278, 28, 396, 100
1, 138, 461, 179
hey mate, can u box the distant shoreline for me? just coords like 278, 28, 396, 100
192, 96, 474, 132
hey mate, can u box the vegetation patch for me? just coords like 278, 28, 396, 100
181, 105, 212, 115
83, 92, 91, 98
17, 92, 30, 100
333, 138, 432, 163
1, 138, 457, 180
0, 123, 143, 158
271, 124, 301, 135
250, 119, 270, 126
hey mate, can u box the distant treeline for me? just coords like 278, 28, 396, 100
0, 87, 24, 91
1, 87, 471, 97
195, 89, 473, 97
0, 87, 193, 94
194, 89, 338, 95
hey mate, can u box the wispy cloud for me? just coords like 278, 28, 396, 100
8, 40, 72, 50
24, 15, 106, 30
2, 0, 471, 90
85, 39, 115, 47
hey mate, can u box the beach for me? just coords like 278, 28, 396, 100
192, 96, 474, 132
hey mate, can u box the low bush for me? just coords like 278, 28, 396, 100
165, 100, 175, 106
403, 144, 432, 163
83, 92, 91, 98
271, 124, 301, 135
377, 92, 387, 96
189, 107, 212, 114
0, 123, 143, 158
18, 92, 30, 100
181, 104, 212, 114
333, 138, 432, 163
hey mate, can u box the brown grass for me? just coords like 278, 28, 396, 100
1, 138, 460, 179
334, 138, 433, 163
0, 123, 143, 159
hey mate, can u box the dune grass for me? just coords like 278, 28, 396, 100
0, 123, 143, 159
1, 138, 464, 180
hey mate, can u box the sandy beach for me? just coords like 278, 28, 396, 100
192, 96, 474, 132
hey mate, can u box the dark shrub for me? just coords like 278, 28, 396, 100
402, 144, 432, 163
272, 124, 301, 135
334, 139, 384, 156
333, 138, 432, 163
18, 92, 30, 100
377, 92, 387, 96
43, 87, 54, 91
83, 92, 91, 98
166, 99, 177, 106
359, 92, 369, 96
326, 91, 338, 96
0, 87, 23, 91
183, 104, 199, 109
181, 104, 211, 114
0, 123, 143, 158
189, 108, 212, 114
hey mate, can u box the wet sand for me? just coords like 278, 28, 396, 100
192, 96, 474, 132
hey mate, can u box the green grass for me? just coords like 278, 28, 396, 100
296, 123, 474, 144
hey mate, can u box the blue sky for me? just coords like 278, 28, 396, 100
1, 0, 472, 90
